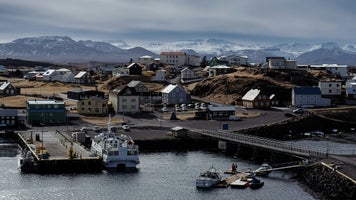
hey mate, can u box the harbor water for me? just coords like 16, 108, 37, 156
0, 144, 315, 200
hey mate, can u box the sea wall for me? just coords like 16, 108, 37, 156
298, 163, 356, 200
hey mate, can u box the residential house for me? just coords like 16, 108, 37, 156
42, 68, 71, 82
127, 80, 149, 93
318, 80, 342, 96
127, 63, 143, 75
160, 52, 200, 66
180, 67, 203, 83
208, 65, 237, 77
152, 70, 167, 82
161, 84, 191, 105
61, 71, 76, 83
309, 64, 348, 77
77, 96, 108, 116
74, 71, 92, 84
263, 57, 296, 69
138, 55, 154, 66
0, 81, 19, 96
218, 55, 248, 66
0, 109, 25, 128
269, 94, 280, 106
242, 89, 271, 108
91, 65, 116, 75
67, 89, 105, 100
109, 86, 140, 114
26, 100, 67, 125
292, 87, 331, 107
346, 83, 356, 99
113, 67, 130, 77
209, 57, 229, 66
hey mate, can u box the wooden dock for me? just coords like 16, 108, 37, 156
215, 172, 245, 188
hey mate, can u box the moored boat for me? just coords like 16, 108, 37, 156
254, 163, 272, 176
230, 176, 250, 189
249, 177, 264, 189
196, 166, 223, 188
90, 116, 140, 169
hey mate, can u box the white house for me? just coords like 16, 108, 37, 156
318, 80, 342, 96
152, 70, 166, 82
42, 69, 56, 81
180, 67, 203, 83
346, 83, 356, 99
263, 57, 296, 69
309, 64, 348, 77
292, 87, 331, 107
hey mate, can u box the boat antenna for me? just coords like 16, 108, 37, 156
108, 114, 112, 133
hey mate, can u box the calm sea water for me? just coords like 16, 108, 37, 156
0, 144, 315, 200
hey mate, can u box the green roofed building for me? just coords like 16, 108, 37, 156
26, 100, 67, 125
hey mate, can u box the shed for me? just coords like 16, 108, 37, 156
171, 126, 188, 138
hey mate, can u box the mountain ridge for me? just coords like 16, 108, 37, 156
1, 36, 356, 65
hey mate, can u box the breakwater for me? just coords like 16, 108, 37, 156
298, 162, 356, 200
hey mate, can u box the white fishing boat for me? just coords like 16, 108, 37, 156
90, 116, 140, 169
196, 166, 223, 188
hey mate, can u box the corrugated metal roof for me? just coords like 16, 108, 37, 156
293, 87, 321, 95
161, 84, 178, 93
27, 100, 65, 105
242, 89, 261, 101
74, 71, 87, 78
0, 82, 10, 90
160, 52, 186, 55
127, 80, 142, 88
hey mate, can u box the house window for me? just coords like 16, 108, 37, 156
329, 89, 332, 93
81, 102, 84, 105
122, 98, 127, 102
88, 108, 91, 112
88, 101, 91, 105
329, 84, 332, 87
131, 105, 136, 109
131, 99, 136, 102
95, 108, 99, 113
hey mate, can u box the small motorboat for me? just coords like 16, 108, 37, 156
254, 163, 272, 176
249, 177, 264, 189
230, 176, 250, 189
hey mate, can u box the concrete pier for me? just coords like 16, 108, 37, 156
17, 130, 102, 173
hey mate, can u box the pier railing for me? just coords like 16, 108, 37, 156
201, 130, 327, 158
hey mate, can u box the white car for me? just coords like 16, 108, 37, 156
122, 124, 130, 131
161, 107, 169, 112
229, 116, 241, 121
80, 127, 88, 131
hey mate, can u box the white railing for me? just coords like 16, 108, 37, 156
201, 130, 328, 158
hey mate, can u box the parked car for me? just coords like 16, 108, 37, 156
229, 116, 241, 121
122, 124, 130, 131
175, 106, 181, 112
293, 108, 304, 114
80, 127, 88, 132
161, 107, 169, 112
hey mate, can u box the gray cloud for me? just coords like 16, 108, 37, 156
0, 0, 355, 43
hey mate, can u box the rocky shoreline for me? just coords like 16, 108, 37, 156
298, 163, 356, 200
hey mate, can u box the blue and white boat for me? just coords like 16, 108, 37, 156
196, 166, 223, 188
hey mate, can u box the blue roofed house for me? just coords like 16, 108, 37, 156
161, 84, 191, 105
292, 87, 331, 107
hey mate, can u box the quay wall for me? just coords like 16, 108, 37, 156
298, 163, 356, 200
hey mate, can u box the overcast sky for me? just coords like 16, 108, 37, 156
0, 0, 355, 45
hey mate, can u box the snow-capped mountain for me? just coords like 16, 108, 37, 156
0, 36, 157, 62
1, 36, 356, 65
